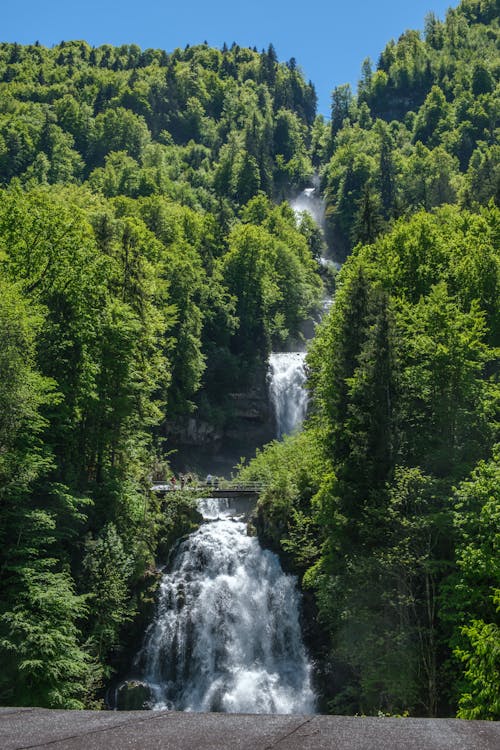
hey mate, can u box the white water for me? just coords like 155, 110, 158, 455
266, 183, 332, 441
138, 498, 315, 714
319, 256, 342, 273
292, 183, 340, 277
268, 352, 308, 438
196, 497, 232, 520
290, 182, 325, 228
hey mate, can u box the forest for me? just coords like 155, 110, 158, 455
0, 0, 498, 718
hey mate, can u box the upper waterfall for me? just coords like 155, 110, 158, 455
290, 181, 325, 228
266, 182, 327, 441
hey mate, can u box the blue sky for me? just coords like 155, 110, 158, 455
3, 0, 454, 116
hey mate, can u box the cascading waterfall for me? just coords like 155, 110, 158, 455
131, 183, 330, 714
267, 182, 328, 440
137, 498, 315, 714
268, 352, 308, 438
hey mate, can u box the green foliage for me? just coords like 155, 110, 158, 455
0, 6, 498, 716
309, 207, 499, 714
0, 277, 52, 494
0, 565, 94, 709
456, 617, 500, 719
0, 278, 95, 708
243, 204, 499, 717
0, 39, 315, 202
238, 430, 323, 573
0, 38, 323, 709
442, 452, 500, 718
83, 523, 133, 667
322, 1, 499, 257
156, 491, 202, 561
220, 196, 322, 358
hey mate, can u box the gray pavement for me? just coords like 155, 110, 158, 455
1, 708, 499, 750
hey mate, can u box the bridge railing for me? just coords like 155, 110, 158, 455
217, 480, 267, 492
151, 480, 267, 494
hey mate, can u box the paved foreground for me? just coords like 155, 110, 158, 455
1, 708, 499, 750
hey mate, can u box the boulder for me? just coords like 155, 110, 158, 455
114, 680, 154, 710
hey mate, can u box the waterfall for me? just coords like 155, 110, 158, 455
290, 182, 325, 228
268, 352, 308, 438
266, 182, 338, 440
291, 182, 340, 276
319, 256, 342, 273
137, 498, 315, 714
266, 183, 324, 441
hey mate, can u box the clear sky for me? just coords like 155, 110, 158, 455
2, 0, 454, 116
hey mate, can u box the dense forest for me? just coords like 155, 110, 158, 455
0, 0, 498, 717
242, 0, 500, 719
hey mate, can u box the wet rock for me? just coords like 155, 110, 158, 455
115, 680, 154, 711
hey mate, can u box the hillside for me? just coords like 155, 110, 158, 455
0, 0, 498, 717
240, 0, 500, 719
0, 40, 323, 707
316, 0, 499, 258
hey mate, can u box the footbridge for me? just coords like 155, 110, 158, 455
152, 480, 265, 520
152, 481, 266, 499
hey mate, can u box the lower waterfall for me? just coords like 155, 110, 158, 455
136, 498, 315, 714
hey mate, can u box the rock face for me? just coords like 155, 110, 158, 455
167, 385, 273, 449
165, 365, 275, 476
165, 416, 223, 447
224, 385, 274, 442
114, 680, 154, 710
